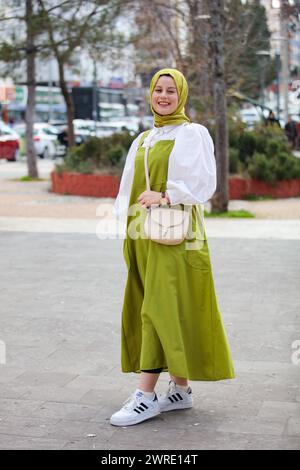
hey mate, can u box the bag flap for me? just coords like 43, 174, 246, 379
149, 207, 189, 228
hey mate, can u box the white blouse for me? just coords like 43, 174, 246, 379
113, 122, 216, 222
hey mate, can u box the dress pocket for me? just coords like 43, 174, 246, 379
184, 240, 211, 271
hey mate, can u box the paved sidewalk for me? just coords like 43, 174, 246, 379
0, 161, 300, 449
0, 232, 300, 450
1, 160, 300, 219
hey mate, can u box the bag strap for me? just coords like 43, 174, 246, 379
143, 130, 154, 192
143, 124, 186, 192
144, 144, 151, 191
143, 124, 187, 192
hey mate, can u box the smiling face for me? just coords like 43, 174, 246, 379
151, 75, 179, 116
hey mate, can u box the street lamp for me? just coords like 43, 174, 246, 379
271, 34, 290, 123
92, 57, 98, 132
275, 49, 281, 120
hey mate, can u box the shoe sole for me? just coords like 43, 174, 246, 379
159, 403, 193, 413
110, 410, 161, 427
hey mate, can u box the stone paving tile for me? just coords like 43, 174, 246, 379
0, 416, 60, 438
258, 401, 300, 420
166, 430, 250, 451
0, 233, 299, 449
0, 382, 31, 400
194, 398, 263, 419
0, 398, 44, 419
0, 367, 25, 384
61, 440, 109, 450
61, 425, 115, 450
238, 383, 299, 403
20, 384, 89, 404
0, 433, 67, 450
284, 418, 300, 437
11, 371, 78, 387
0, 415, 95, 441
31, 401, 100, 422
245, 435, 300, 450
78, 389, 111, 407
65, 375, 125, 392
106, 423, 187, 449
217, 416, 287, 436
228, 370, 298, 387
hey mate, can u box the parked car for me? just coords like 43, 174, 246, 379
55, 119, 138, 139
51, 118, 140, 143
74, 118, 142, 137
14, 122, 65, 158
0, 121, 20, 161
95, 120, 138, 138
52, 120, 92, 146
237, 107, 262, 129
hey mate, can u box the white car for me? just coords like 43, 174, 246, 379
72, 119, 138, 138
73, 119, 97, 141
95, 120, 138, 138
108, 116, 153, 132
237, 107, 262, 129
14, 122, 65, 158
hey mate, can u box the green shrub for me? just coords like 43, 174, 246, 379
248, 152, 276, 184
229, 147, 239, 173
248, 151, 300, 183
265, 139, 287, 158
237, 132, 257, 162
55, 130, 137, 175
77, 160, 95, 174
228, 119, 299, 182
105, 145, 124, 166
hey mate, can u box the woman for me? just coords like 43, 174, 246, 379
111, 68, 235, 427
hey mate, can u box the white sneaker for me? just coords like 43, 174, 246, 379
158, 380, 193, 412
110, 389, 160, 426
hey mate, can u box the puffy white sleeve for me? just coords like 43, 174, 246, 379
166, 123, 216, 205
113, 134, 140, 222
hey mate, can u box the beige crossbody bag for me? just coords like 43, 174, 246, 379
143, 139, 189, 245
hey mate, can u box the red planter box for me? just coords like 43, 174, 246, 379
229, 176, 300, 199
51, 171, 120, 198
51, 171, 300, 200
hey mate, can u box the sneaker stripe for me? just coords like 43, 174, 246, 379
168, 396, 174, 403
137, 406, 146, 412
140, 402, 148, 410
134, 408, 141, 414
172, 394, 179, 402
176, 393, 183, 400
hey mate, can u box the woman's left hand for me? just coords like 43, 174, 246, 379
137, 190, 161, 208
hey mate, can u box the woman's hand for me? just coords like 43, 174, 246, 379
137, 190, 161, 208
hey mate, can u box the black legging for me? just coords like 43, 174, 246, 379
141, 368, 163, 373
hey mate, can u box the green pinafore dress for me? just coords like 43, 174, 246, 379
121, 130, 235, 381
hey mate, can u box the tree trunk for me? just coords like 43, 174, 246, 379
58, 60, 75, 148
188, 0, 212, 127
25, 0, 38, 178
208, 0, 229, 212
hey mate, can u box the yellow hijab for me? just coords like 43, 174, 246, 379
149, 68, 191, 128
